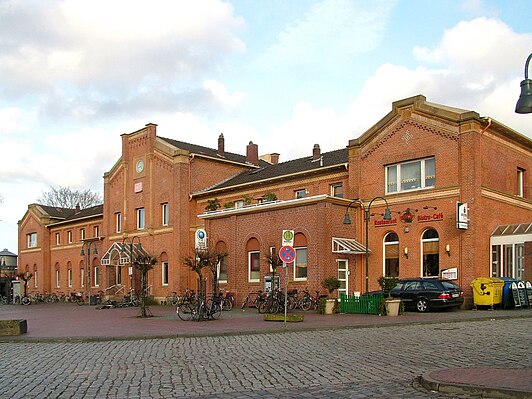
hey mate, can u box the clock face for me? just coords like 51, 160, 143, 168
136, 160, 144, 173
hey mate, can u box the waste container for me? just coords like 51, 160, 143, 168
499, 277, 518, 309
471, 277, 504, 309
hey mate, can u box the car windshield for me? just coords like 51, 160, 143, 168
441, 281, 459, 290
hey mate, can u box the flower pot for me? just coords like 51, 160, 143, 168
324, 299, 336, 315
385, 298, 401, 316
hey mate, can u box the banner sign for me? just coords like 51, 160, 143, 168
456, 202, 469, 230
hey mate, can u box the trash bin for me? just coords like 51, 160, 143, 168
471, 277, 504, 309
499, 277, 518, 309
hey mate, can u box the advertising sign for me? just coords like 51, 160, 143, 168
456, 202, 469, 230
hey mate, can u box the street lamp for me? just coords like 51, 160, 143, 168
80, 238, 100, 304
515, 53, 532, 114
343, 197, 392, 293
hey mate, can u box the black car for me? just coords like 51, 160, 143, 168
389, 278, 464, 312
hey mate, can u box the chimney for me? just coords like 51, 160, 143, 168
75, 203, 81, 213
260, 153, 280, 165
217, 133, 225, 156
312, 144, 321, 161
246, 141, 259, 166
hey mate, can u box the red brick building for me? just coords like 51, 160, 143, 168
18, 95, 532, 307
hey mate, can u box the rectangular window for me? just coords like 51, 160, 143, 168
294, 247, 307, 280
330, 183, 343, 198
81, 268, 85, 288
68, 269, 72, 288
248, 251, 260, 282
115, 212, 122, 233
516, 243, 524, 280
55, 233, 61, 245
162, 262, 169, 286
94, 226, 99, 238
27, 232, 37, 248
517, 168, 524, 197
94, 266, 100, 287
162, 203, 169, 226
295, 189, 307, 199
80, 228, 85, 241
137, 208, 145, 229
67, 230, 72, 244
56, 270, 60, 288
386, 157, 435, 194
34, 271, 38, 288
235, 200, 244, 209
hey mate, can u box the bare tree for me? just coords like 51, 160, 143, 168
37, 186, 102, 209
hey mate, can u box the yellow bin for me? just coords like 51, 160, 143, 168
471, 277, 504, 309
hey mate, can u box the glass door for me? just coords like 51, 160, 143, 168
337, 259, 348, 297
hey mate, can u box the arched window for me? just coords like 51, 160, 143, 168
294, 233, 308, 280
384, 232, 399, 277
246, 238, 260, 282
160, 252, 169, 286
67, 261, 72, 288
421, 229, 439, 277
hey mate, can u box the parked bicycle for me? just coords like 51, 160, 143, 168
298, 290, 327, 311
240, 290, 265, 309
177, 294, 222, 321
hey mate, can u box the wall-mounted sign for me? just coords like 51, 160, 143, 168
134, 182, 143, 193
418, 212, 444, 223
282, 230, 294, 247
400, 208, 416, 223
441, 267, 457, 280
195, 229, 207, 250
374, 218, 397, 227
456, 202, 469, 230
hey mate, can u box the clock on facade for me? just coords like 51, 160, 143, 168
136, 160, 144, 173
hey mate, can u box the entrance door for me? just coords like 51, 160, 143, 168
337, 259, 348, 297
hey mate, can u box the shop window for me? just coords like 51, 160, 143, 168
162, 261, 169, 286
491, 245, 501, 277
27, 232, 37, 248
516, 243, 524, 280
246, 238, 260, 282
384, 232, 399, 277
386, 157, 435, 194
330, 183, 344, 198
421, 229, 439, 277
137, 208, 145, 229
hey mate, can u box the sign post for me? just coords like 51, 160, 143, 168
279, 244, 295, 326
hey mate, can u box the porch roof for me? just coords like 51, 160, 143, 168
332, 237, 368, 254
101, 242, 151, 266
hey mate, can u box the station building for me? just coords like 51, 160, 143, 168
18, 95, 532, 307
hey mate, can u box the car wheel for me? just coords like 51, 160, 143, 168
416, 298, 429, 312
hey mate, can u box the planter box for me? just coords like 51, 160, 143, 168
0, 319, 28, 336
263, 314, 304, 322
385, 299, 401, 316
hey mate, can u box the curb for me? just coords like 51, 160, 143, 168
420, 370, 532, 399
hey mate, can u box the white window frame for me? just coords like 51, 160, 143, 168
162, 261, 169, 286
67, 230, 72, 244
218, 257, 228, 284
137, 208, 145, 230
94, 226, 99, 238
517, 168, 524, 197
386, 157, 435, 194
56, 233, 61, 245
80, 228, 85, 241
330, 183, 343, 198
235, 200, 244, 209
34, 271, 38, 288
293, 247, 308, 281
56, 270, 60, 288
295, 189, 307, 199
68, 269, 72, 288
81, 268, 85, 288
115, 212, 122, 233
337, 259, 349, 297
27, 232, 37, 248
94, 266, 100, 287
248, 251, 260, 282
162, 203, 169, 226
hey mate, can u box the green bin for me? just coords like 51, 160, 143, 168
471, 277, 504, 309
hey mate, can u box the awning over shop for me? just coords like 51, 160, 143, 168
101, 242, 152, 266
332, 237, 368, 254
491, 223, 532, 236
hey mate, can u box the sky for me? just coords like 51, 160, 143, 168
0, 0, 531, 254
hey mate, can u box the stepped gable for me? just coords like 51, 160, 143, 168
207, 147, 348, 191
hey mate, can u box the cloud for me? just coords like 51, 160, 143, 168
255, 0, 397, 68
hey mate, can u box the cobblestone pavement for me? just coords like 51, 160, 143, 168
1, 317, 531, 399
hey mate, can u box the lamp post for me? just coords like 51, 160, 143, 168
80, 238, 100, 305
515, 53, 532, 114
343, 197, 392, 293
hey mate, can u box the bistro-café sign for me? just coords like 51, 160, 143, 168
374, 210, 444, 226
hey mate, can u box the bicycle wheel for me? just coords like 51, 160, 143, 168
222, 297, 233, 311
209, 301, 223, 319
240, 296, 249, 309
258, 298, 272, 314
21, 296, 31, 305
177, 303, 194, 321
299, 297, 312, 311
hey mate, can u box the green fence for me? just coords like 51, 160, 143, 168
340, 293, 383, 315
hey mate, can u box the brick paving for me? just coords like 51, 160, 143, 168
0, 304, 531, 398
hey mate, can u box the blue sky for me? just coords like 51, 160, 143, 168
0, 0, 531, 254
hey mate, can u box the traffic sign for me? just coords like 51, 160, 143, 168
282, 230, 294, 246
279, 245, 296, 263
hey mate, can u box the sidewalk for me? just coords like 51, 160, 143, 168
2, 303, 532, 398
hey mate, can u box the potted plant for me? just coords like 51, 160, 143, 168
321, 276, 341, 314
377, 276, 401, 316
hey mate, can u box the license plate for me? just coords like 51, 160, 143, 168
452, 293, 459, 298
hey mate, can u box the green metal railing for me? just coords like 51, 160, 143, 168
340, 293, 383, 315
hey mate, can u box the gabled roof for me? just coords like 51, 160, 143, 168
159, 136, 270, 167
45, 204, 103, 227
38, 205, 77, 220
196, 147, 348, 194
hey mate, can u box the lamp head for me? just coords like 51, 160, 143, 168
383, 208, 392, 221
343, 212, 352, 225
80, 249, 85, 256
515, 78, 532, 114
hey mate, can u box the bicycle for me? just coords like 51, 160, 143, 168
240, 290, 265, 309
299, 290, 327, 311
177, 294, 222, 321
